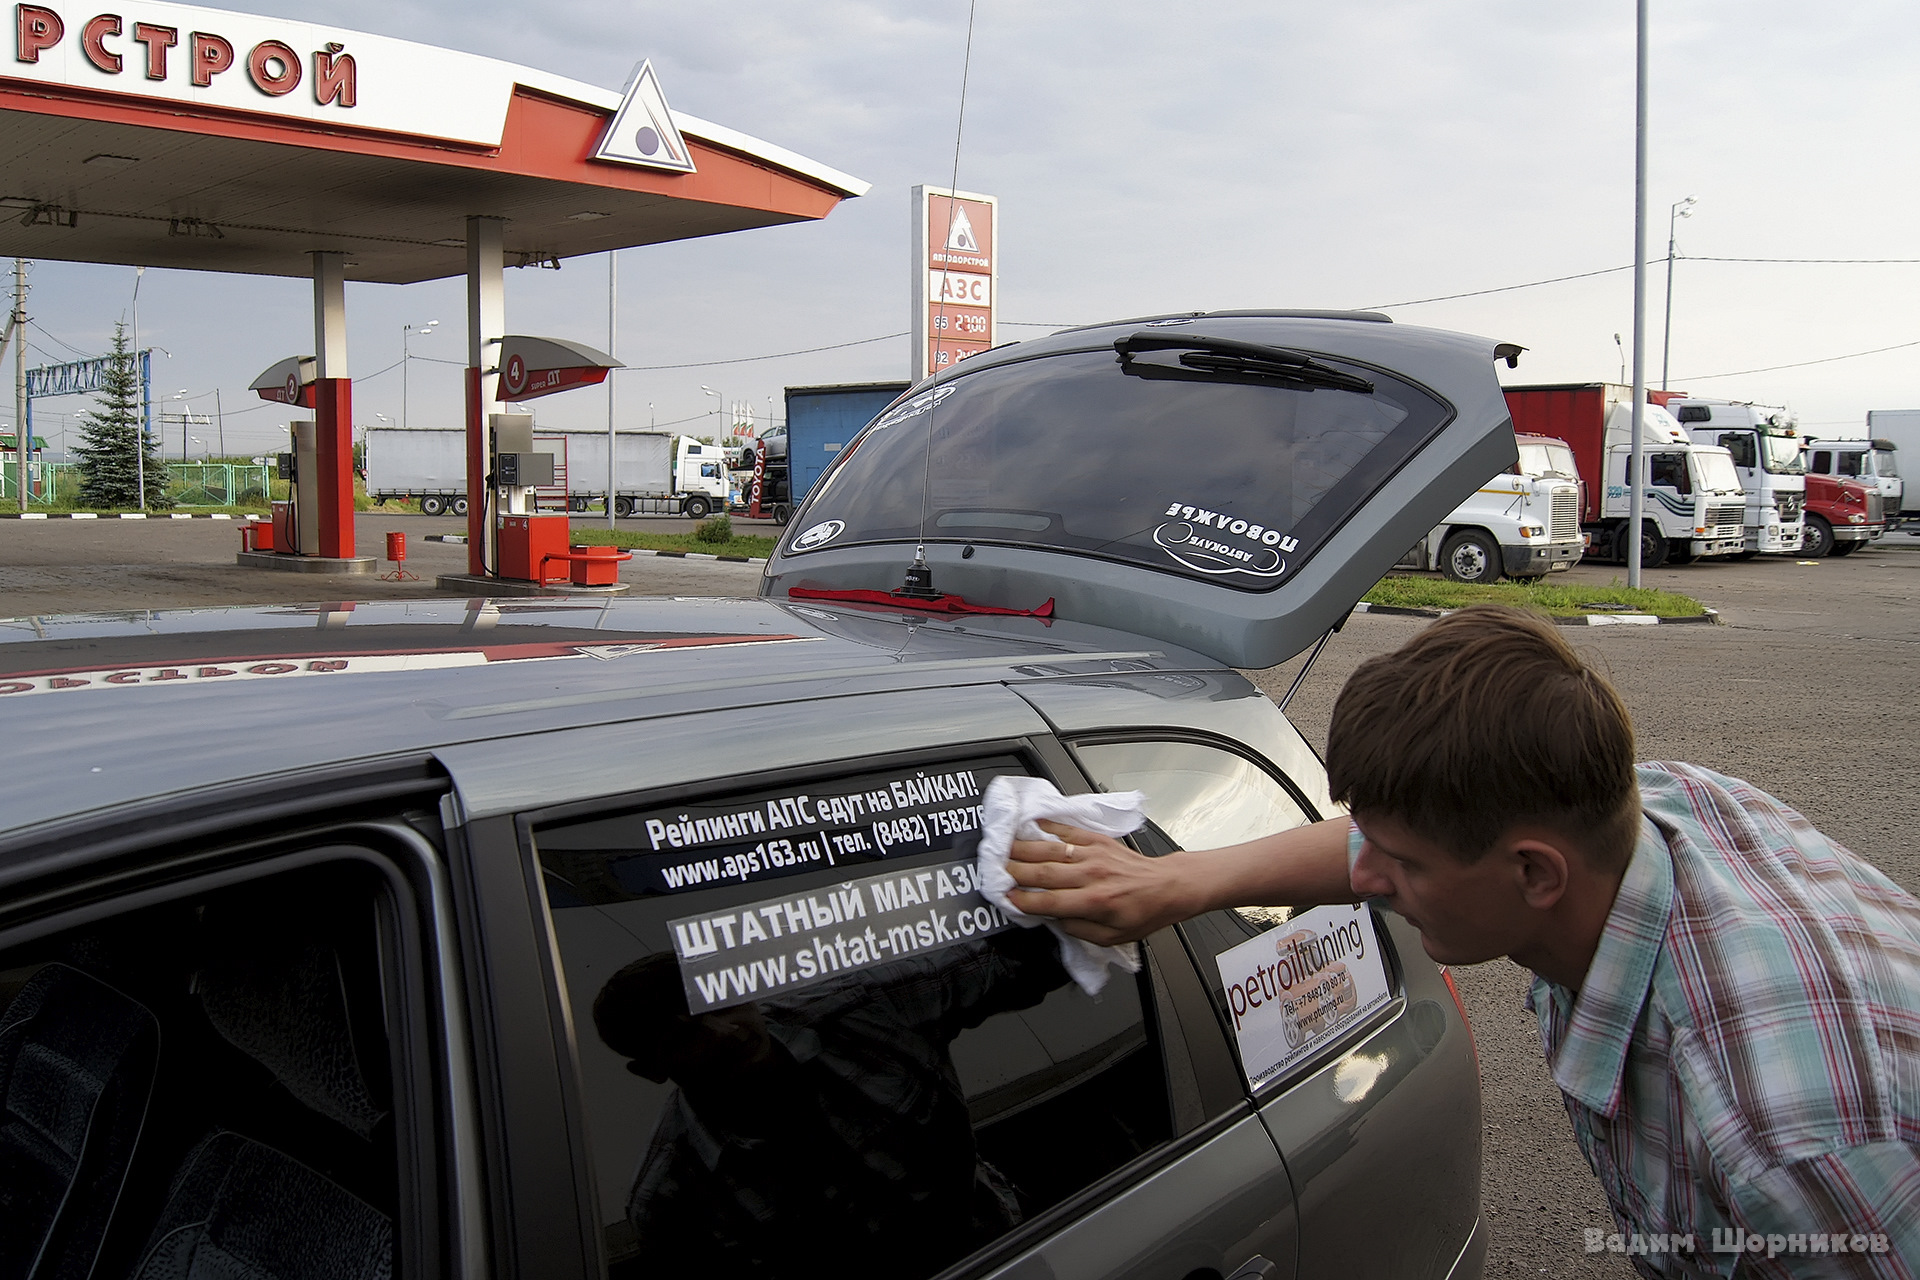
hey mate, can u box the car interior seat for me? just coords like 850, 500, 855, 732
0, 962, 159, 1280
125, 1130, 393, 1280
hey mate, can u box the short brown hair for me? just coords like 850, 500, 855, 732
1325, 605, 1639, 869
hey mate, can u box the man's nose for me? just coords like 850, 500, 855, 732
1349, 843, 1393, 899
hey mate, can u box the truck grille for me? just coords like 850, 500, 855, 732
1708, 502, 1745, 530
1551, 488, 1579, 540
1776, 493, 1802, 521
1867, 493, 1884, 522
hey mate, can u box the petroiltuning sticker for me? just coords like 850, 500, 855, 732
1214, 903, 1392, 1088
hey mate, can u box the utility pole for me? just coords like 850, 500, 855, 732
607, 249, 617, 530
216, 387, 225, 458
1627, 0, 1648, 588
12, 258, 25, 513
131, 265, 147, 511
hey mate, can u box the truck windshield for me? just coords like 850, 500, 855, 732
1516, 442, 1577, 478
788, 345, 1452, 592
1760, 433, 1804, 474
1874, 448, 1899, 477
1695, 451, 1743, 493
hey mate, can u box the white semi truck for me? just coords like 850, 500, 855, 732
365, 427, 729, 518
1666, 398, 1806, 557
1394, 433, 1585, 583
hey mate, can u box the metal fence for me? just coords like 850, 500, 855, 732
0, 462, 273, 508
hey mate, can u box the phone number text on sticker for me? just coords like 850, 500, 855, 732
1214, 903, 1392, 1088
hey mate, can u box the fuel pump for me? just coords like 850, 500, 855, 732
489, 413, 567, 580
273, 421, 321, 556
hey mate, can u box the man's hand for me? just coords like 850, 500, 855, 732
1007, 816, 1362, 945
1005, 821, 1199, 945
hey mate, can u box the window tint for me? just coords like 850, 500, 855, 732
1838, 450, 1865, 477
1812, 450, 1832, 473
534, 755, 1172, 1279
788, 345, 1452, 593
1721, 433, 1756, 468
0, 862, 403, 1280
1650, 453, 1690, 493
1074, 738, 1313, 857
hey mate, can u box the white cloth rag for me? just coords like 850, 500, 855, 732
976, 775, 1146, 995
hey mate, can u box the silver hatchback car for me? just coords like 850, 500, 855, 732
0, 311, 1512, 1280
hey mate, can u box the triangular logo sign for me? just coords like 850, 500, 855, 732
592, 61, 697, 174
945, 206, 979, 252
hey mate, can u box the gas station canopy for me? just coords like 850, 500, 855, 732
0, 1, 868, 282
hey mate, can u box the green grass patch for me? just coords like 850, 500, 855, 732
1363, 574, 1707, 618
569, 526, 778, 560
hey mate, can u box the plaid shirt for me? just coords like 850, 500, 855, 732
1528, 763, 1920, 1278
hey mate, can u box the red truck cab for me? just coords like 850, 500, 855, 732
1801, 473, 1883, 557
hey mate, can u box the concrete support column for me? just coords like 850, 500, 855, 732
311, 251, 354, 558
465, 216, 505, 576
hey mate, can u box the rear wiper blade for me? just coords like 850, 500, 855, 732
1114, 332, 1375, 394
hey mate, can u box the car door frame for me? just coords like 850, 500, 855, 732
0, 754, 477, 1280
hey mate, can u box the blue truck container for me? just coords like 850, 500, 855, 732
783, 381, 910, 504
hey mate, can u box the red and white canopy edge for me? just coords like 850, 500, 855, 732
1, 0, 868, 281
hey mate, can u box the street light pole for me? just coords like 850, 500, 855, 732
701, 385, 725, 437
1628, 0, 1649, 588
1661, 196, 1695, 392
402, 319, 438, 430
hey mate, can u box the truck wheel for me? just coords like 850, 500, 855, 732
568, 495, 588, 513
684, 496, 712, 520
1803, 515, 1834, 557
419, 495, 445, 516
1829, 538, 1860, 557
1617, 522, 1667, 568
773, 503, 792, 527
1439, 530, 1501, 584
452, 497, 469, 517
614, 496, 634, 518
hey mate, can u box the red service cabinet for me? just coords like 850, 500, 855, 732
497, 514, 572, 582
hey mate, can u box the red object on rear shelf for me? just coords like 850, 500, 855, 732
788, 587, 1055, 618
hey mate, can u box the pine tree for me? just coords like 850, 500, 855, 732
72, 322, 169, 509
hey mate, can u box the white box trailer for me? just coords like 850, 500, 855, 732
365, 427, 728, 518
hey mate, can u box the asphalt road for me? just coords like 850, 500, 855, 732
4, 517, 1917, 1276
0, 510, 769, 614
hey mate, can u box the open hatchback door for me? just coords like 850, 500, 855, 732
762, 311, 1521, 669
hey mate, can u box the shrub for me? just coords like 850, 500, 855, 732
693, 514, 733, 544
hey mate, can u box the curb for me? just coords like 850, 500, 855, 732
1352, 601, 1720, 627
0, 511, 238, 520
423, 534, 766, 566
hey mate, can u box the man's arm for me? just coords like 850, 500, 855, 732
1005, 816, 1360, 945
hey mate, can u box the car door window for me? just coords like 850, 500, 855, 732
1723, 434, 1756, 468
1074, 738, 1397, 1090
531, 752, 1174, 1279
1838, 450, 1864, 477
0, 858, 412, 1280
1812, 449, 1832, 473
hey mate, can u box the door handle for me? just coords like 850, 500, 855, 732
1225, 1257, 1277, 1280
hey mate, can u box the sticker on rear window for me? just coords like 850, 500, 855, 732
1214, 903, 1392, 1088
667, 857, 1013, 1011
1153, 502, 1299, 580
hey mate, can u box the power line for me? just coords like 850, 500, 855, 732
1682, 255, 1920, 264
1675, 338, 1920, 381
626, 331, 908, 370
1365, 264, 1639, 310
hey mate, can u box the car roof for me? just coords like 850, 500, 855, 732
0, 595, 1223, 836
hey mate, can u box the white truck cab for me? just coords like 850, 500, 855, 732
1395, 433, 1584, 583
1599, 402, 1747, 565
675, 441, 732, 509
1668, 399, 1806, 556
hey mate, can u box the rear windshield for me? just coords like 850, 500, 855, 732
785, 345, 1453, 592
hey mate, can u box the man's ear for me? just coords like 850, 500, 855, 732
1508, 838, 1573, 911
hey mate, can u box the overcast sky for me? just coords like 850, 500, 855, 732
16, 0, 1920, 456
